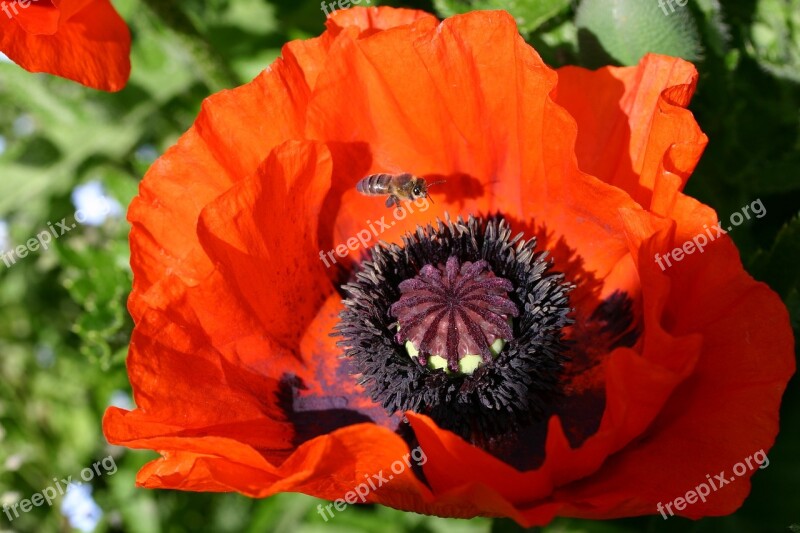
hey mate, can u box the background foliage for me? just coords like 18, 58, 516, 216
0, 0, 797, 531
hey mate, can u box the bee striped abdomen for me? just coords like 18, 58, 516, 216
356, 173, 396, 196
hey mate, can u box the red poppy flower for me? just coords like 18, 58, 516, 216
0, 0, 130, 91
103, 7, 795, 526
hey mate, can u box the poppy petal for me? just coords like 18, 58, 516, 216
554, 55, 708, 208
326, 5, 437, 35
0, 0, 131, 91
128, 61, 311, 314
305, 10, 640, 282
127, 5, 436, 313
548, 202, 795, 519
105, 6, 796, 525
107, 140, 420, 502
299, 11, 706, 520
197, 141, 334, 347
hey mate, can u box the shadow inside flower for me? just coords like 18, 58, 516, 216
276, 373, 386, 449
479, 215, 642, 470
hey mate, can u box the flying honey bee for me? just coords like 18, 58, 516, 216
356, 173, 444, 208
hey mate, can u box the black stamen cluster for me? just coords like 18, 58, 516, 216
333, 215, 573, 440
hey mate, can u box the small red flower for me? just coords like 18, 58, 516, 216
0, 0, 130, 91
103, 7, 794, 526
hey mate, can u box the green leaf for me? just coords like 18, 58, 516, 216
433, 0, 572, 34
746, 0, 800, 82
749, 214, 800, 333
693, 0, 731, 57
575, 0, 703, 67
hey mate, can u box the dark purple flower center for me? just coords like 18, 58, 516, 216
334, 215, 574, 439
389, 256, 519, 374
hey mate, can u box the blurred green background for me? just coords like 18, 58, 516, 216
0, 0, 798, 531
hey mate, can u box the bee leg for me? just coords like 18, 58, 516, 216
385, 196, 398, 208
